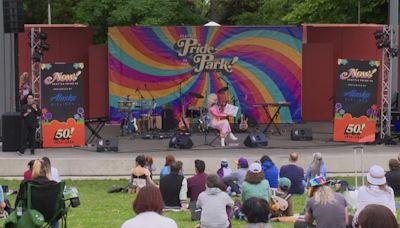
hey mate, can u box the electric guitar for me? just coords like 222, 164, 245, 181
178, 104, 190, 131
239, 114, 248, 131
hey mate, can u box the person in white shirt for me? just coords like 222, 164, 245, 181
353, 165, 396, 227
42, 157, 61, 182
121, 185, 178, 228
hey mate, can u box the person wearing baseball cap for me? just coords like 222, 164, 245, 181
241, 162, 272, 202
270, 178, 293, 217
223, 157, 248, 195
217, 159, 232, 179
294, 176, 348, 228
352, 165, 396, 227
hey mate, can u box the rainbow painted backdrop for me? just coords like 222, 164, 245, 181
108, 26, 302, 123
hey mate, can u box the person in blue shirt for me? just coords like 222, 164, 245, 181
260, 155, 279, 189
0, 185, 5, 210
280, 152, 305, 194
305, 152, 327, 182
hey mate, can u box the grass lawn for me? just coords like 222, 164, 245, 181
0, 177, 398, 228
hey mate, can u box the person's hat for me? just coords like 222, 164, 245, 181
279, 177, 292, 190
308, 176, 328, 187
249, 163, 262, 173
221, 159, 228, 166
367, 165, 386, 185
235, 157, 248, 168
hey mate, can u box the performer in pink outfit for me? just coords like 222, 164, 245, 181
207, 93, 238, 147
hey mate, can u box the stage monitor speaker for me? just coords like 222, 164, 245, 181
169, 133, 193, 149
3, 0, 24, 33
291, 128, 313, 141
244, 133, 268, 148
2, 112, 23, 151
96, 138, 118, 152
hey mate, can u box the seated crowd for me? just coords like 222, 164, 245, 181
1, 153, 399, 228
121, 152, 400, 228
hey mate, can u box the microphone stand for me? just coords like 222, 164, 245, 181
135, 87, 146, 134
144, 84, 158, 136
218, 76, 238, 129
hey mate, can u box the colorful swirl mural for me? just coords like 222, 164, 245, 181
108, 26, 302, 124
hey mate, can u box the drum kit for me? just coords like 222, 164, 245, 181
118, 85, 234, 136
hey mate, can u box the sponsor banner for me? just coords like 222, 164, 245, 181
41, 63, 85, 147
108, 26, 303, 124
333, 59, 379, 142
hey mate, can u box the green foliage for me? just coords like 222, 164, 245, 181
283, 0, 387, 25
74, 0, 207, 43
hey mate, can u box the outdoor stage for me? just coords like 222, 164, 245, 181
0, 122, 399, 178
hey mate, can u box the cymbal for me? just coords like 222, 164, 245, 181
217, 87, 228, 93
188, 92, 204, 99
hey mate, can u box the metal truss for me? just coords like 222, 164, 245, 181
31, 27, 42, 105
380, 25, 392, 139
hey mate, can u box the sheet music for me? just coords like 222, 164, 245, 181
223, 104, 239, 117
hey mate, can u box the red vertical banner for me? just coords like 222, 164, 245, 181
41, 63, 85, 147
333, 59, 379, 142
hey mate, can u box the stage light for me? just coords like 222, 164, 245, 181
40, 42, 50, 51
37, 31, 48, 40
377, 39, 390, 49
32, 51, 43, 63
389, 48, 398, 57
374, 31, 385, 40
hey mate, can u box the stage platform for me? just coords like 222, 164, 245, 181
0, 122, 399, 178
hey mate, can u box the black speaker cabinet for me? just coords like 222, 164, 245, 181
169, 133, 193, 149
3, 0, 24, 33
162, 108, 176, 131
291, 128, 313, 141
96, 138, 118, 152
2, 112, 23, 151
244, 133, 268, 147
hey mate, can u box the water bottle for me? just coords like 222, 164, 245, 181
17, 204, 23, 217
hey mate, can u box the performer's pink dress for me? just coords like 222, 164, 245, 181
209, 105, 231, 137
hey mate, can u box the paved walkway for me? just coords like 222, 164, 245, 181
0, 122, 398, 177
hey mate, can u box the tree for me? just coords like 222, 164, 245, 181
283, 0, 388, 24
75, 0, 207, 43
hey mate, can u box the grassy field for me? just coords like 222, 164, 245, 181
0, 177, 398, 228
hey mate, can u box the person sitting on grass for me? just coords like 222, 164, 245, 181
280, 152, 305, 194
15, 159, 60, 228
294, 176, 348, 228
241, 162, 271, 202
217, 159, 232, 178
260, 155, 279, 189
159, 161, 188, 211
160, 154, 175, 178
144, 155, 156, 178
187, 159, 208, 221
223, 157, 248, 195
270, 177, 293, 217
23, 160, 35, 181
0, 184, 5, 213
242, 197, 272, 228
305, 152, 327, 182
128, 155, 155, 194
197, 174, 234, 228
42, 157, 61, 183
121, 185, 178, 228
354, 204, 398, 228
385, 159, 400, 196
353, 165, 396, 227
